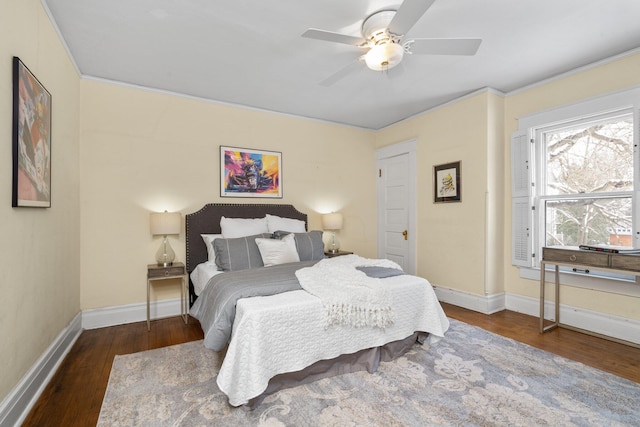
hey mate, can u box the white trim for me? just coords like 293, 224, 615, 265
82, 297, 183, 329
506, 293, 640, 346
435, 285, 640, 345
0, 313, 82, 427
0, 298, 184, 426
518, 86, 640, 129
507, 47, 640, 98
433, 285, 505, 314
39, 0, 81, 77
376, 140, 417, 275
378, 87, 506, 131
2, 288, 638, 426
80, 75, 373, 132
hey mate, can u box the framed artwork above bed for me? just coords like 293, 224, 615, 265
220, 146, 282, 198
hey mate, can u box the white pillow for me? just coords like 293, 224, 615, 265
266, 214, 306, 233
201, 234, 223, 262
255, 233, 300, 267
220, 216, 269, 238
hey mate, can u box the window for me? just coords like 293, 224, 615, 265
512, 88, 640, 286
537, 112, 633, 249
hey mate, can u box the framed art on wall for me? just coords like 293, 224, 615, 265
220, 146, 282, 198
434, 161, 461, 203
12, 56, 52, 208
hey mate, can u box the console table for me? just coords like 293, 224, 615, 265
539, 246, 640, 333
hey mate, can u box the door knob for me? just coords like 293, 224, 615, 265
402, 230, 408, 240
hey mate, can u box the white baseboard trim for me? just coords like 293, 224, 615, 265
0, 299, 184, 427
434, 285, 640, 346
0, 312, 82, 427
505, 293, 640, 346
82, 297, 183, 329
433, 285, 505, 314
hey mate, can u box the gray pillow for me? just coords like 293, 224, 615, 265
274, 230, 324, 261
214, 233, 272, 271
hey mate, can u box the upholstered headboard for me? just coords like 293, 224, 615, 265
185, 203, 307, 303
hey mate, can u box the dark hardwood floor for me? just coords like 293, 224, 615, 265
22, 304, 640, 426
22, 317, 204, 427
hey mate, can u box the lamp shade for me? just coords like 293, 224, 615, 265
322, 213, 343, 231
365, 42, 404, 71
150, 211, 181, 236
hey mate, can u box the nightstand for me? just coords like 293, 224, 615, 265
324, 250, 353, 258
147, 262, 188, 331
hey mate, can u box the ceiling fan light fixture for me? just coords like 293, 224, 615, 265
364, 42, 404, 71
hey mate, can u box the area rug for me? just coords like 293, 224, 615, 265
98, 319, 640, 426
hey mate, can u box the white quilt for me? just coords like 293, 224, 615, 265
295, 255, 401, 329
216, 273, 449, 406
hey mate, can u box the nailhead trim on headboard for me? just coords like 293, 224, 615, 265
185, 203, 307, 304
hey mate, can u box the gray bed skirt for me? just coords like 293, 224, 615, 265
248, 331, 428, 407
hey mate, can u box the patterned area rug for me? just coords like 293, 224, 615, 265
98, 319, 640, 426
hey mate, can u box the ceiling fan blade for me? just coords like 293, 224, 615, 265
302, 29, 365, 46
409, 38, 482, 55
388, 0, 436, 36
319, 58, 364, 86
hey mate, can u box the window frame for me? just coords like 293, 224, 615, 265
513, 87, 640, 297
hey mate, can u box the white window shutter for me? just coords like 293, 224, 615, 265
511, 130, 533, 267
511, 130, 530, 198
512, 197, 532, 266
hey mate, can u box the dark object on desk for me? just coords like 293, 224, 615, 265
578, 244, 640, 254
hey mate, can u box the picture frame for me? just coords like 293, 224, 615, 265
220, 146, 282, 198
12, 57, 52, 208
434, 161, 461, 203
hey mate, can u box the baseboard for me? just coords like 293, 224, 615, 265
0, 312, 82, 427
433, 285, 505, 314
82, 297, 182, 329
0, 299, 184, 427
505, 293, 640, 346
435, 285, 640, 346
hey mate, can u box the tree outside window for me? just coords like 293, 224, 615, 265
540, 115, 633, 248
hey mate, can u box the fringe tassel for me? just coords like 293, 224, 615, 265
324, 303, 394, 329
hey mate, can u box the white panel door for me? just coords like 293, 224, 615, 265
376, 142, 415, 273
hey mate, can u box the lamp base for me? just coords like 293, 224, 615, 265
155, 236, 176, 267
328, 249, 340, 254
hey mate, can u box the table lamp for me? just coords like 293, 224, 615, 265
322, 212, 343, 254
150, 211, 181, 266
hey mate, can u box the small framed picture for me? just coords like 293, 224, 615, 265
220, 146, 282, 198
12, 57, 52, 208
434, 161, 461, 203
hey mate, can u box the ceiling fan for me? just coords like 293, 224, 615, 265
301, 0, 482, 85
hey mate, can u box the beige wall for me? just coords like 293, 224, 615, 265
79, 80, 376, 309
4, 0, 639, 408
503, 52, 640, 320
0, 0, 80, 402
374, 92, 498, 297
373, 51, 640, 322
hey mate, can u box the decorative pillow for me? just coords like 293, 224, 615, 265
214, 233, 272, 271
220, 216, 269, 238
255, 233, 300, 267
274, 230, 324, 261
201, 234, 223, 262
265, 214, 306, 233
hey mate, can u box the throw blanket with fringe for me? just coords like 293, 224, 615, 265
295, 254, 402, 329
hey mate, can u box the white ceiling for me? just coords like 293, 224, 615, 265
43, 0, 640, 130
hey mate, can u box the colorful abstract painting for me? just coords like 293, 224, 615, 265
220, 146, 282, 198
12, 57, 52, 207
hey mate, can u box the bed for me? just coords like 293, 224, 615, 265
186, 203, 449, 407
